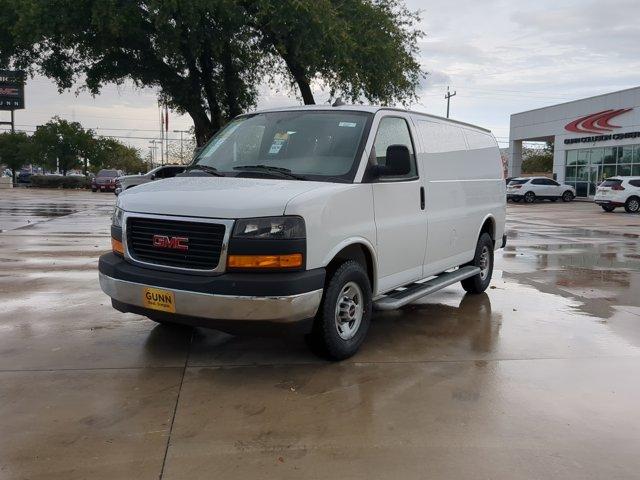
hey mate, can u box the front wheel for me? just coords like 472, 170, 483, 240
601, 205, 615, 212
461, 233, 494, 294
511, 197, 521, 203
562, 190, 574, 202
625, 196, 640, 213
308, 260, 372, 360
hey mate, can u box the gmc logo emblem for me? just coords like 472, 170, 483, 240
152, 235, 189, 251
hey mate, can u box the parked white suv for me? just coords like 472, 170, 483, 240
594, 176, 640, 213
115, 164, 186, 195
99, 106, 506, 359
507, 176, 575, 203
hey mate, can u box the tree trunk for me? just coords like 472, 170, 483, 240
286, 59, 315, 105
189, 106, 217, 147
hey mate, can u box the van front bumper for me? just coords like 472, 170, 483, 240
98, 253, 324, 332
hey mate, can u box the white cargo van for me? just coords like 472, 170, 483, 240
99, 106, 506, 359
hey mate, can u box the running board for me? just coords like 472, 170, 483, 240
373, 266, 481, 311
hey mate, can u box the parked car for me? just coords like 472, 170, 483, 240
594, 176, 640, 213
17, 170, 32, 184
92, 169, 123, 192
115, 164, 186, 195
507, 177, 575, 203
98, 105, 506, 360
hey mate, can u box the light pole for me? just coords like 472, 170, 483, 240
173, 129, 189, 164
148, 140, 159, 168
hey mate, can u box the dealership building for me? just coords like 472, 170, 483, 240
508, 86, 640, 198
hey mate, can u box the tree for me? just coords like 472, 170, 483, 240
30, 117, 94, 175
0, 0, 424, 145
245, 0, 424, 106
522, 142, 554, 174
91, 138, 147, 174
1, 0, 266, 146
0, 132, 31, 183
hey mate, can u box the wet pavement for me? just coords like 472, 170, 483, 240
1, 189, 639, 479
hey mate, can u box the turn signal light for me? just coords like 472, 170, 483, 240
227, 253, 303, 269
111, 237, 124, 255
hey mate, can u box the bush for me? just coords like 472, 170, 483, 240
30, 175, 91, 189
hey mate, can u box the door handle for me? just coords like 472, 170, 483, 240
420, 186, 425, 210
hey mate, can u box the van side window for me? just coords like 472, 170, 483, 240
372, 117, 417, 180
629, 179, 640, 187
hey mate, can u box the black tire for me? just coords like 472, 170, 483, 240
601, 205, 615, 213
461, 233, 494, 294
625, 196, 640, 213
524, 191, 536, 203
91, 188, 97, 192
308, 260, 372, 360
511, 197, 521, 203
562, 190, 574, 202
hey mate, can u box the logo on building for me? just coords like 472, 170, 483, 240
565, 108, 632, 134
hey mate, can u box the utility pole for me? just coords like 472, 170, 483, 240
445, 86, 457, 119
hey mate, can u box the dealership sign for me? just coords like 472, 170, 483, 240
563, 108, 639, 144
0, 70, 25, 110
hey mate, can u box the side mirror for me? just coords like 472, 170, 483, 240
376, 144, 411, 177
150, 174, 156, 180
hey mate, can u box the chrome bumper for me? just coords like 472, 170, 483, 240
99, 272, 322, 323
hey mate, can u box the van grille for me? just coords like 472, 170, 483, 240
127, 217, 226, 270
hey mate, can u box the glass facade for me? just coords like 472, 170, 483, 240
565, 145, 640, 197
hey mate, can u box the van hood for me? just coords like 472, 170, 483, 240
117, 176, 329, 218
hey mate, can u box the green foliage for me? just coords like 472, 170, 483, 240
30, 175, 90, 189
30, 117, 94, 175
244, 0, 423, 106
522, 142, 554, 173
0, 132, 31, 183
0, 0, 424, 145
91, 138, 147, 174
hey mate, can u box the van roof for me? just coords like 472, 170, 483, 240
245, 104, 492, 133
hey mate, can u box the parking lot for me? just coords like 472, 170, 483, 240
1, 189, 639, 480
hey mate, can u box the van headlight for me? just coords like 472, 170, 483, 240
112, 207, 124, 227
233, 216, 305, 239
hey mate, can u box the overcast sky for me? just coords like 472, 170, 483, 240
4, 0, 639, 154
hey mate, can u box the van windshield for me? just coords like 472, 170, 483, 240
191, 111, 372, 182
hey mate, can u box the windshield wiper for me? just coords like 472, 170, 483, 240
184, 164, 225, 177
233, 165, 307, 180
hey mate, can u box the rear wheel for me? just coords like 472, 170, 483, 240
524, 191, 536, 203
308, 260, 372, 360
461, 233, 494, 294
562, 190, 574, 202
625, 196, 640, 213
601, 205, 616, 213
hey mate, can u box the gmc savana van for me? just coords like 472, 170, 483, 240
99, 105, 506, 359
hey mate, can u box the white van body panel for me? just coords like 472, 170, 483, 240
411, 115, 505, 277
284, 183, 377, 276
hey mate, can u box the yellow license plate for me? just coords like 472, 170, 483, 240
142, 287, 176, 313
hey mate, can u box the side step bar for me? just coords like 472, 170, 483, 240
373, 266, 481, 311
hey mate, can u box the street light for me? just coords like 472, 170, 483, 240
173, 129, 189, 164
148, 139, 159, 168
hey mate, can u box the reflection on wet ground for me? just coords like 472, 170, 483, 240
1, 191, 639, 479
